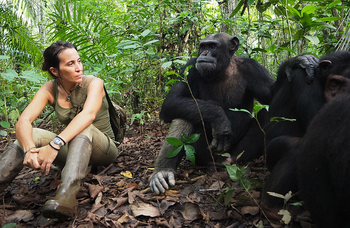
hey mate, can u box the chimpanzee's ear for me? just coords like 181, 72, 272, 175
325, 74, 348, 101
230, 37, 240, 54
319, 60, 332, 71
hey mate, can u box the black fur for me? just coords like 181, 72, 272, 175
156, 33, 274, 171
262, 55, 326, 211
297, 51, 350, 228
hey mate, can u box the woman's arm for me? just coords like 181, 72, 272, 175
16, 81, 54, 169
37, 77, 105, 174
57, 77, 105, 142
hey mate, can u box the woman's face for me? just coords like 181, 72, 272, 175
51, 48, 83, 84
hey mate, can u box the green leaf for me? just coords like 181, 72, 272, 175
21, 70, 46, 83
173, 60, 188, 65
225, 164, 240, 182
277, 47, 297, 54
252, 48, 267, 53
0, 121, 11, 129
123, 44, 139, 49
304, 35, 319, 45
221, 153, 231, 157
287, 6, 300, 18
166, 145, 183, 158
289, 202, 302, 206
230, 108, 252, 116
117, 40, 136, 48
141, 29, 151, 37
247, 0, 255, 5
181, 132, 188, 141
240, 178, 252, 190
301, 5, 316, 16
162, 61, 172, 69
185, 133, 200, 144
184, 145, 196, 163
165, 137, 184, 146
315, 17, 341, 22
230, 0, 244, 18
2, 224, 19, 228
253, 105, 268, 117
326, 0, 341, 8
9, 109, 20, 126
224, 189, 233, 205
216, 191, 226, 205
0, 69, 18, 81
143, 40, 159, 46
0, 130, 7, 137
165, 79, 179, 86
270, 117, 296, 122
0, 55, 10, 60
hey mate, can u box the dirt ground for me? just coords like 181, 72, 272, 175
0, 118, 315, 228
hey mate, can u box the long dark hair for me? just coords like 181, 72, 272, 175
42, 41, 77, 78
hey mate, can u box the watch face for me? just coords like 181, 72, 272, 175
53, 137, 63, 147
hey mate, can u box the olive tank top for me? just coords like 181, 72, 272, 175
52, 75, 115, 140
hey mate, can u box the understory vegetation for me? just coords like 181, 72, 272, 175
1, 0, 349, 135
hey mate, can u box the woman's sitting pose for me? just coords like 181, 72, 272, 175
0, 41, 122, 219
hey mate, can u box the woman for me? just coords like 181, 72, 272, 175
0, 41, 120, 219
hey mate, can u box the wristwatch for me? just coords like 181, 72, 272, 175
52, 137, 64, 148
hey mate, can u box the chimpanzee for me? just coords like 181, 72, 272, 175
260, 55, 326, 215
149, 33, 275, 194
265, 54, 325, 145
261, 52, 350, 222
296, 51, 350, 228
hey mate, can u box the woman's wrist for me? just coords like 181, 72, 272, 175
23, 146, 37, 158
49, 141, 60, 151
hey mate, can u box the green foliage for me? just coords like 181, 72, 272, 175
2, 224, 19, 228
0, 56, 48, 132
130, 110, 149, 125
217, 163, 252, 205
226, 164, 252, 190
165, 132, 200, 164
0, 0, 349, 120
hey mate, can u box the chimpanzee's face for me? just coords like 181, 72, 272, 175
195, 33, 239, 81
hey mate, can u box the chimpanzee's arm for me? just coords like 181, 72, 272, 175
160, 58, 230, 127
243, 58, 275, 105
160, 82, 229, 125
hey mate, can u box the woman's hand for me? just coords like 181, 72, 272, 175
23, 145, 58, 175
23, 147, 41, 170
36, 144, 59, 175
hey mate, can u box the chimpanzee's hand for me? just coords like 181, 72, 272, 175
210, 119, 233, 153
149, 169, 176, 195
286, 55, 319, 83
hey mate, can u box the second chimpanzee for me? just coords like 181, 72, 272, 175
297, 51, 350, 228
262, 52, 350, 223
261, 54, 325, 215
265, 55, 325, 144
149, 33, 275, 194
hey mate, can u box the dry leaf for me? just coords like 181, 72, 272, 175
124, 183, 141, 189
241, 206, 259, 216
278, 209, 292, 224
130, 201, 161, 217
165, 189, 180, 194
118, 213, 131, 223
88, 184, 104, 198
177, 202, 201, 221
121, 171, 133, 178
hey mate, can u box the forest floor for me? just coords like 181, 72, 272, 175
0, 117, 315, 228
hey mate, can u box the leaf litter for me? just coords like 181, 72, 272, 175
0, 119, 315, 227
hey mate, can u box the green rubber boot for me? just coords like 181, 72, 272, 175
42, 134, 92, 218
0, 143, 24, 193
